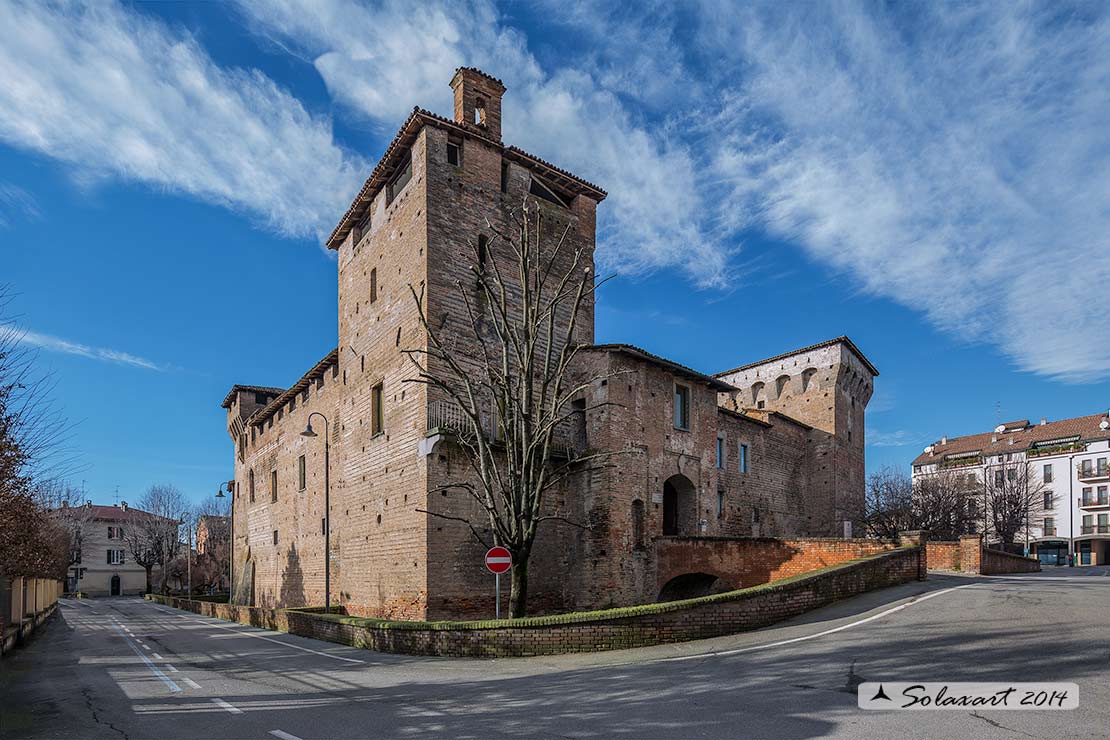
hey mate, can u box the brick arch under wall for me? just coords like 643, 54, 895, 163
654, 536, 896, 600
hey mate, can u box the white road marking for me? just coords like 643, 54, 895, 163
141, 643, 152, 651
151, 653, 163, 660
114, 626, 181, 693
212, 698, 243, 715
269, 730, 305, 740
182, 678, 202, 689
145, 603, 365, 664
165, 665, 179, 673
658, 584, 980, 663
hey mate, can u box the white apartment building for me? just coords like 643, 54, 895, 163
912, 412, 1110, 566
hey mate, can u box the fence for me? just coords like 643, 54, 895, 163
1, 576, 63, 656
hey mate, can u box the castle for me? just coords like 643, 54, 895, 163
222, 69, 877, 619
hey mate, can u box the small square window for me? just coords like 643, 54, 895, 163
447, 141, 460, 166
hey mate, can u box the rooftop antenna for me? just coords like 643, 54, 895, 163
114, 486, 120, 507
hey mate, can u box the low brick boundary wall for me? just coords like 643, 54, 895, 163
982, 547, 1041, 574
926, 541, 962, 571
147, 546, 924, 657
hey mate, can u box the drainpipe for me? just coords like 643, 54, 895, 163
1068, 452, 1075, 566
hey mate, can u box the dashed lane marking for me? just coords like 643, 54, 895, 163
182, 678, 202, 690
114, 625, 181, 693
212, 698, 243, 715
269, 731, 305, 740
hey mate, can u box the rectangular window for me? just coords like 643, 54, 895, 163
1100, 457, 1109, 473
298, 454, 306, 491
1007, 467, 1016, 482
107, 526, 115, 540
107, 549, 125, 565
739, 443, 749, 473
1043, 463, 1053, 483
1082, 514, 1093, 534
1043, 517, 1054, 534
273, 530, 278, 546
1043, 491, 1053, 509
447, 141, 460, 166
322, 518, 326, 536
1100, 485, 1109, 505
500, 160, 509, 193
386, 153, 412, 204
717, 490, 725, 518
371, 383, 384, 435
716, 435, 725, 469
1083, 486, 1093, 505
249, 469, 255, 502
477, 234, 488, 272
270, 470, 278, 503
370, 267, 377, 303
673, 384, 690, 430
994, 470, 1004, 486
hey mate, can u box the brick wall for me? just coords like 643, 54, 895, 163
926, 541, 962, 571
147, 546, 922, 657
982, 546, 1041, 574
655, 537, 896, 594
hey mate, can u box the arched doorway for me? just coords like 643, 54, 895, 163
662, 474, 696, 536
658, 572, 734, 602
110, 574, 121, 596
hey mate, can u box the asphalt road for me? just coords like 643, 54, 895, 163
3, 569, 1109, 739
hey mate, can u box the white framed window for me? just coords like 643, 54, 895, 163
107, 549, 125, 565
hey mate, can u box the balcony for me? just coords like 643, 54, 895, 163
1079, 495, 1110, 510
1043, 528, 1057, 536
426, 399, 586, 457
1077, 464, 1110, 482
1080, 524, 1110, 535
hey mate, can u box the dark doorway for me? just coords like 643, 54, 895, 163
662, 474, 695, 536
110, 574, 121, 596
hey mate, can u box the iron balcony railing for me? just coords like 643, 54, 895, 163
1043, 528, 1057, 536
1079, 495, 1110, 508
1080, 524, 1110, 535
1077, 464, 1110, 481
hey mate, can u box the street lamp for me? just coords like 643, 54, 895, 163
300, 412, 331, 613
216, 480, 234, 599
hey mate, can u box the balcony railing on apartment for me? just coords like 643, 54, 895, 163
1080, 524, 1110, 535
1079, 495, 1110, 509
1077, 464, 1110, 482
1043, 528, 1057, 536
426, 399, 586, 457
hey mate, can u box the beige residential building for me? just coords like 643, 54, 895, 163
62, 503, 162, 596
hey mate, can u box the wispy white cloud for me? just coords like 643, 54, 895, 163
702, 2, 1110, 381
866, 429, 920, 448
235, 0, 724, 285
18, 330, 164, 371
0, 0, 368, 242
0, 182, 40, 227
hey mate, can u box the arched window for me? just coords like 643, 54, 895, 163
801, 367, 818, 391
750, 382, 765, 409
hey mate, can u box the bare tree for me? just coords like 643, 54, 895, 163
984, 460, 1047, 545
403, 201, 618, 618
865, 467, 978, 542
187, 498, 230, 593
122, 484, 188, 594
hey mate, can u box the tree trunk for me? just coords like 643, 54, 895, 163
144, 566, 152, 595
508, 555, 529, 618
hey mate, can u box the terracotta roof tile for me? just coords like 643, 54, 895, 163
715, 336, 879, 378
912, 412, 1110, 465
586, 343, 735, 391
247, 349, 339, 428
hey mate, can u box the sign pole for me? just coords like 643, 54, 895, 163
495, 571, 500, 620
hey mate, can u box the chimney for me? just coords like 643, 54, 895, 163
120, 500, 128, 511
941, 435, 947, 445
991, 433, 998, 443
1040, 417, 1047, 425
450, 67, 506, 141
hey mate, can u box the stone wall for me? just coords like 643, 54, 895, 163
147, 546, 922, 657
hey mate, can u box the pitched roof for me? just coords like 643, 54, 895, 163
714, 336, 879, 378
247, 348, 340, 428
586, 344, 736, 391
912, 412, 1110, 465
325, 107, 607, 250
52, 504, 168, 522
221, 384, 284, 409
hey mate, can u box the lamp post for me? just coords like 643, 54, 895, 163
216, 480, 234, 598
300, 412, 331, 613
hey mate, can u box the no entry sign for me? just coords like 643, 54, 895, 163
485, 547, 512, 574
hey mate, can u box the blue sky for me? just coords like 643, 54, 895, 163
2, 1, 1109, 508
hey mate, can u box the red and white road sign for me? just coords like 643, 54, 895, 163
485, 547, 512, 574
